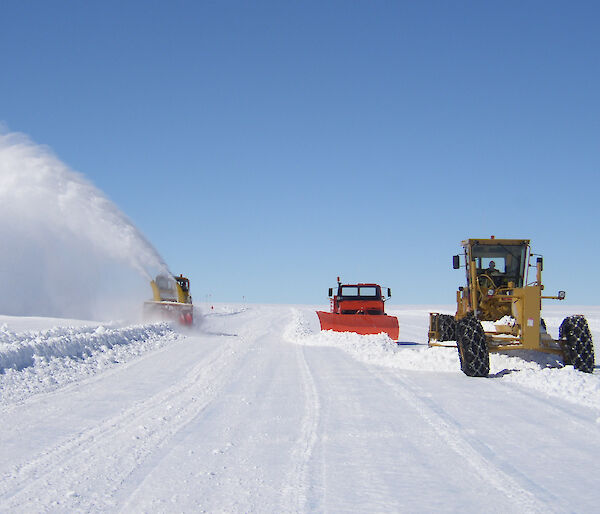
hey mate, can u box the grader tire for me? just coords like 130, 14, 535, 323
559, 315, 595, 373
437, 314, 457, 341
456, 313, 489, 377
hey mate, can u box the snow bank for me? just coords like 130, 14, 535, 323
284, 308, 460, 373
0, 323, 173, 372
286, 308, 600, 411
491, 352, 600, 410
0, 322, 180, 405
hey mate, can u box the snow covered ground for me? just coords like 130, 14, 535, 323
1, 304, 598, 512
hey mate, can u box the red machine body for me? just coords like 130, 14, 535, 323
316, 278, 399, 340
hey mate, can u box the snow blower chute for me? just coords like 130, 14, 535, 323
316, 278, 399, 340
143, 274, 194, 325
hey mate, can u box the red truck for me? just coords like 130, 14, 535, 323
316, 278, 399, 340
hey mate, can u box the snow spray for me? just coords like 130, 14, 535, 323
0, 130, 170, 320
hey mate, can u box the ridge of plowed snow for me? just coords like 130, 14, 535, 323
0, 323, 180, 405
285, 307, 600, 412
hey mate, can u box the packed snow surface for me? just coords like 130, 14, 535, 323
0, 304, 598, 512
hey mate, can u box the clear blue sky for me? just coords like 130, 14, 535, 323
2, 1, 599, 304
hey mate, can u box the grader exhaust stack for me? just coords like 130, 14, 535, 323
317, 278, 399, 340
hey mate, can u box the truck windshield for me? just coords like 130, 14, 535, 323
339, 286, 380, 298
471, 244, 527, 286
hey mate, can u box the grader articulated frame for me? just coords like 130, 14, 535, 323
429, 238, 595, 377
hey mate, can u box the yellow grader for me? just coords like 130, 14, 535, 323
429, 237, 595, 377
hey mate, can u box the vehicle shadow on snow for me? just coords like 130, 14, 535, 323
489, 369, 521, 378
190, 321, 238, 337
202, 331, 239, 337
175, 317, 239, 338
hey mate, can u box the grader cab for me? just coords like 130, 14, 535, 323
429, 238, 594, 376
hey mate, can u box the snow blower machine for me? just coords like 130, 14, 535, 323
143, 274, 194, 326
317, 278, 399, 340
428, 237, 595, 377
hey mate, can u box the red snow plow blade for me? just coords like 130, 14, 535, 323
317, 311, 399, 340
316, 278, 399, 340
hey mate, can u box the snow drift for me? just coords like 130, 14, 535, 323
0, 130, 169, 320
0, 322, 174, 373
0, 321, 180, 405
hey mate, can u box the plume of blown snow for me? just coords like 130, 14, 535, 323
0, 130, 170, 320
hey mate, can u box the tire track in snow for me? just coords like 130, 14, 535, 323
0, 335, 248, 512
370, 369, 567, 514
280, 339, 320, 512
115, 323, 277, 512
494, 379, 600, 432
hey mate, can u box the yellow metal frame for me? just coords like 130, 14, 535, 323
175, 281, 189, 304
427, 313, 456, 347
150, 275, 192, 305
429, 238, 566, 356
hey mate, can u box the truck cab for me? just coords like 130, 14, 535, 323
330, 283, 391, 315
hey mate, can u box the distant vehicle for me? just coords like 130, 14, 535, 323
144, 274, 193, 326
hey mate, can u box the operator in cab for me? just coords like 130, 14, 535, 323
486, 260, 500, 274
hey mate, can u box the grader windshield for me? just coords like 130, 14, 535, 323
470, 242, 528, 287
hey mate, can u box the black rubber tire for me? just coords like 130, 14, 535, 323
559, 315, 595, 373
437, 314, 457, 341
456, 313, 490, 377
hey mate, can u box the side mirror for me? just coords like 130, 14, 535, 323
558, 290, 566, 300
537, 256, 543, 271
452, 255, 460, 269
387, 288, 392, 297
328, 288, 333, 297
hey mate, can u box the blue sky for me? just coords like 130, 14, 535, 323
1, 1, 599, 304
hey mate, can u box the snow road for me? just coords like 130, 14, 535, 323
0, 305, 598, 512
